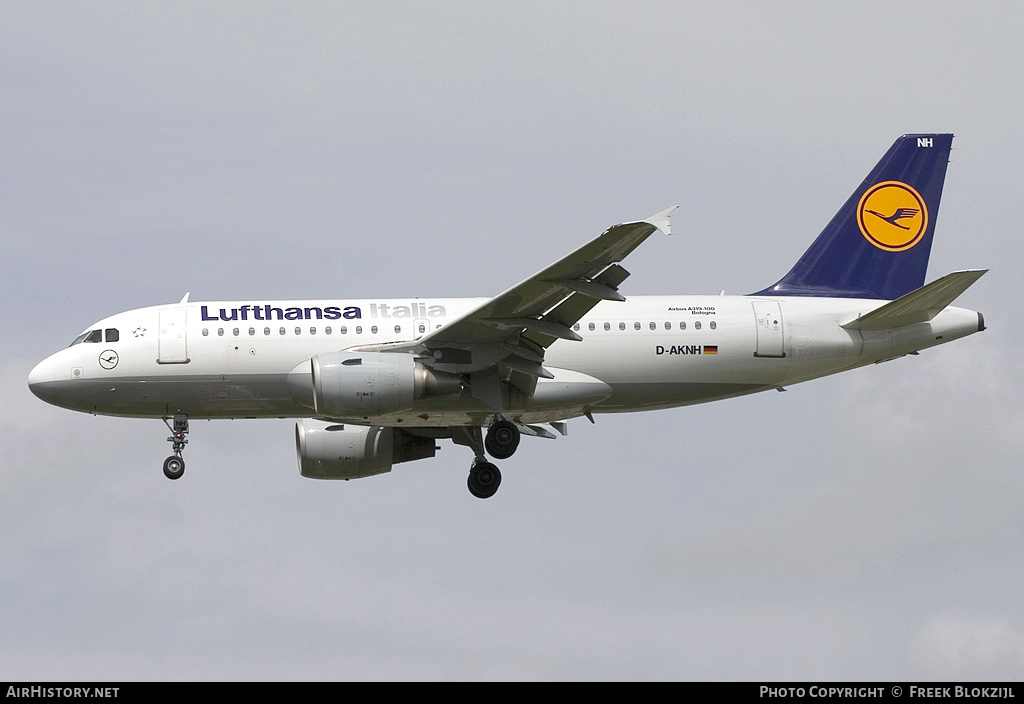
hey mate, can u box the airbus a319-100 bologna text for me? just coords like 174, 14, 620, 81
29, 135, 986, 498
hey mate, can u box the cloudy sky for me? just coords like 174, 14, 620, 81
2, 1, 1022, 681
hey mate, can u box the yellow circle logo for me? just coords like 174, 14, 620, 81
857, 181, 928, 252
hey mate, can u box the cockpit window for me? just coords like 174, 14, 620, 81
71, 329, 104, 346
70, 328, 119, 346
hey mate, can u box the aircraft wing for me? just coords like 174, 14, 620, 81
368, 206, 677, 395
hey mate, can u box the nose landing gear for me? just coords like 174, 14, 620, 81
162, 414, 189, 480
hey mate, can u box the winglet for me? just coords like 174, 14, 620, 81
644, 206, 679, 236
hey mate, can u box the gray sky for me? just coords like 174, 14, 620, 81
2, 1, 1022, 681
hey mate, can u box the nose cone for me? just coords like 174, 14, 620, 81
28, 356, 57, 404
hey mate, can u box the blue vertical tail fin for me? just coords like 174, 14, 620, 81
754, 134, 953, 300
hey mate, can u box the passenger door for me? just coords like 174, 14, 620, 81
158, 307, 189, 363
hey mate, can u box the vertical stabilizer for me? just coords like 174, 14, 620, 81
755, 134, 953, 300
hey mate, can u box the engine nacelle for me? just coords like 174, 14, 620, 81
295, 419, 437, 480
288, 351, 461, 418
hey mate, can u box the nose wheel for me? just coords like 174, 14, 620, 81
163, 454, 185, 480
162, 414, 189, 480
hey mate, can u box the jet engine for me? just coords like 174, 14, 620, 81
295, 419, 437, 480
288, 351, 462, 418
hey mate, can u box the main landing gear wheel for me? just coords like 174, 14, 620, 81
484, 419, 520, 460
163, 455, 185, 480
468, 461, 502, 499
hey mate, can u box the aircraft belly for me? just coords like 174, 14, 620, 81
49, 373, 308, 419
593, 381, 769, 412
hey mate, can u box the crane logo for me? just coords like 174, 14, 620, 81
857, 181, 928, 252
99, 350, 119, 370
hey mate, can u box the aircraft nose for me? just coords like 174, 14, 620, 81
28, 357, 57, 404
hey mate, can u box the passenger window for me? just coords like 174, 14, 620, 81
604, 322, 610, 331
218, 328, 225, 336
233, 328, 239, 336
341, 326, 348, 335
279, 327, 286, 336
664, 322, 671, 330
649, 322, 656, 330
634, 322, 641, 331
202, 328, 209, 337
395, 325, 401, 334
248, 327, 255, 336
619, 322, 626, 331
356, 326, 363, 334
695, 321, 702, 330
710, 320, 717, 330
417, 323, 425, 334
325, 326, 332, 335
310, 327, 316, 335
371, 326, 378, 334
105, 329, 119, 342
295, 327, 301, 335
264, 327, 271, 336
679, 322, 686, 330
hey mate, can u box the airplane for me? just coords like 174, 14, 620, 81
28, 134, 986, 498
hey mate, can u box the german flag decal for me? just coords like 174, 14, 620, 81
703, 345, 718, 355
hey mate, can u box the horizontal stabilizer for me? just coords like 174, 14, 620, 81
841, 270, 987, 331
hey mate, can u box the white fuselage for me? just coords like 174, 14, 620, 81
28, 294, 983, 427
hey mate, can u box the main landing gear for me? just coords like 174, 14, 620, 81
468, 459, 502, 499
457, 418, 522, 499
484, 418, 520, 459
162, 413, 189, 480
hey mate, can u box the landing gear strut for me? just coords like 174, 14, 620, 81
162, 413, 189, 480
453, 425, 508, 499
